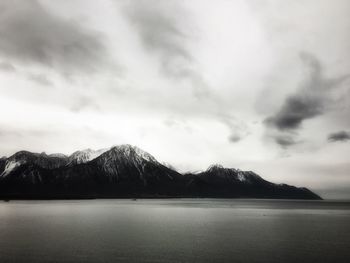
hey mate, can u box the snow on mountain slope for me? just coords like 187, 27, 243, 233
94, 144, 161, 179
199, 164, 266, 184
1, 160, 23, 177
0, 151, 69, 176
68, 148, 108, 165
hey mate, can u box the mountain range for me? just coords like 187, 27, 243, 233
0, 144, 321, 200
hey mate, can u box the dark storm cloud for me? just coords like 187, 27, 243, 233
0, 0, 110, 76
265, 95, 324, 131
123, 0, 209, 97
264, 52, 349, 148
265, 52, 349, 131
328, 131, 350, 142
274, 135, 298, 148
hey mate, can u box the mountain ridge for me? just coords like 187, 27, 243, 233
0, 144, 322, 200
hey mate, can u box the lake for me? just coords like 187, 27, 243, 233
0, 199, 349, 263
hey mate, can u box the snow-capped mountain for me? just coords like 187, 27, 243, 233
0, 144, 321, 200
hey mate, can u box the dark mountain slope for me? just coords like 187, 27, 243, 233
185, 165, 320, 199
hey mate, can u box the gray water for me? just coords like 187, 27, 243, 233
0, 199, 349, 263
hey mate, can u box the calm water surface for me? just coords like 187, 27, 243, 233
0, 199, 349, 263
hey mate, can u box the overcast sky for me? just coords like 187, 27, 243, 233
0, 0, 349, 199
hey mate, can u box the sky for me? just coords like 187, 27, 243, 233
0, 0, 349, 199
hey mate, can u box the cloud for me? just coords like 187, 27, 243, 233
265, 95, 324, 131
123, 0, 209, 97
264, 52, 349, 148
228, 134, 241, 143
220, 114, 249, 143
27, 73, 53, 86
274, 135, 298, 148
0, 126, 56, 139
0, 0, 111, 76
265, 52, 349, 131
70, 96, 100, 113
0, 128, 21, 138
328, 131, 350, 142
125, 1, 190, 62
0, 61, 16, 72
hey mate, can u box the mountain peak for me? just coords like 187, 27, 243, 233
202, 164, 265, 184
108, 144, 157, 163
208, 164, 224, 170
207, 164, 236, 173
11, 150, 37, 158
68, 148, 108, 165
